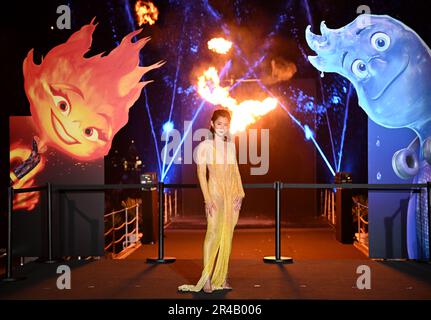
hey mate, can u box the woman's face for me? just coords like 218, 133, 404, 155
211, 116, 230, 138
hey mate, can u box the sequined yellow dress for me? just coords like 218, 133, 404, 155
178, 139, 245, 292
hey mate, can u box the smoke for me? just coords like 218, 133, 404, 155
265, 57, 297, 85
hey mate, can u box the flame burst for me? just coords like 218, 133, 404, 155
207, 38, 233, 55
135, 1, 159, 26
197, 67, 277, 134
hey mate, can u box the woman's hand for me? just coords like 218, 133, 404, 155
205, 201, 217, 217
233, 196, 243, 211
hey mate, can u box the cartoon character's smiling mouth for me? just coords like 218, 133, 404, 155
51, 111, 80, 145
371, 56, 410, 101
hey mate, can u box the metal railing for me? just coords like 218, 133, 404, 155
353, 200, 369, 249
321, 188, 336, 225
104, 203, 140, 256
163, 189, 178, 227
2, 181, 431, 282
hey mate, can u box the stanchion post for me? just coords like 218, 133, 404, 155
1, 187, 25, 282
175, 189, 178, 217
427, 181, 431, 261
276, 181, 280, 259
125, 207, 129, 248
264, 181, 293, 264
112, 213, 116, 255
47, 183, 55, 262
146, 181, 176, 264
159, 182, 164, 258
135, 204, 139, 244
37, 183, 59, 263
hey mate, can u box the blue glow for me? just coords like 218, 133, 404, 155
143, 85, 162, 177
219, 60, 232, 79
176, 85, 195, 96
183, 86, 195, 96
324, 109, 337, 170
337, 83, 352, 172
161, 99, 207, 181
290, 88, 327, 121
331, 96, 341, 104
252, 77, 336, 176
302, 0, 313, 30
107, 1, 119, 46
304, 101, 314, 111
202, 0, 222, 21
309, 132, 336, 177
265, 88, 336, 176
162, 75, 171, 86
258, 81, 336, 176
302, 0, 340, 171
304, 125, 313, 140
163, 121, 174, 133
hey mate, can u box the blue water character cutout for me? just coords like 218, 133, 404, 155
305, 14, 431, 260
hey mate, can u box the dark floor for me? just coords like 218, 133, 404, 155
1, 226, 430, 299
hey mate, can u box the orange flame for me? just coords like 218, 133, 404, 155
207, 38, 233, 55
10, 144, 45, 211
197, 67, 277, 134
135, 1, 159, 26
197, 67, 235, 107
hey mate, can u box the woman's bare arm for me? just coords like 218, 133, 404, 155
196, 143, 212, 204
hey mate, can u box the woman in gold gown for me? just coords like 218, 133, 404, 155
178, 109, 245, 293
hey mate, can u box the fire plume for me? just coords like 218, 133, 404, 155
197, 67, 277, 134
207, 38, 233, 55
135, 1, 159, 26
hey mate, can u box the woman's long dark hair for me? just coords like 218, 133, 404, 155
209, 108, 231, 141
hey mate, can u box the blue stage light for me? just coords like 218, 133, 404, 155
163, 121, 174, 133
304, 125, 313, 140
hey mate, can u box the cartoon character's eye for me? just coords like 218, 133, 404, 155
52, 95, 71, 116
83, 127, 99, 141
351, 59, 368, 79
371, 32, 391, 51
